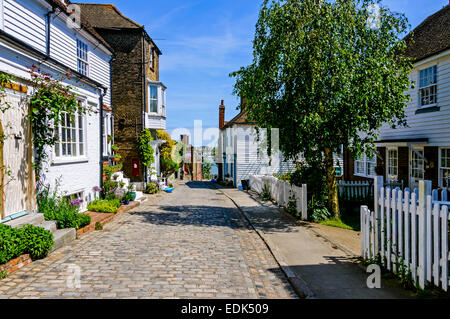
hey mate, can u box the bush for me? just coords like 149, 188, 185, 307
145, 182, 160, 195
87, 199, 121, 214
0, 224, 54, 264
38, 192, 91, 230
122, 192, 134, 203
0, 224, 24, 264
18, 225, 54, 260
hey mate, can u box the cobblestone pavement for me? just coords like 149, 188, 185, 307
0, 181, 297, 299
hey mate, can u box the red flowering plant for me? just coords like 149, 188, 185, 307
27, 65, 89, 187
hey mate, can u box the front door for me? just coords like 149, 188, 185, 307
410, 147, 424, 190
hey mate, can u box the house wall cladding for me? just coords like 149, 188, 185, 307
377, 52, 450, 145
0, 0, 112, 212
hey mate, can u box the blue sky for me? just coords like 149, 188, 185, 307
78, 0, 449, 142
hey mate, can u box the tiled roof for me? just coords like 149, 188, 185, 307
74, 3, 142, 29
47, 0, 113, 52
222, 111, 255, 129
74, 3, 162, 55
404, 4, 450, 62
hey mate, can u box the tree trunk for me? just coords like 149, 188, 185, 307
324, 147, 340, 217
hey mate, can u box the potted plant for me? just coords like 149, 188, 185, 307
122, 192, 133, 205
127, 184, 136, 201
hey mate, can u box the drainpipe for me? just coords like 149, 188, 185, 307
99, 87, 107, 190
45, 7, 56, 56
109, 53, 117, 144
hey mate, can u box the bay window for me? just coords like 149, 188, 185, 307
149, 85, 158, 113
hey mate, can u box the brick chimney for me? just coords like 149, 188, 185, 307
219, 100, 225, 129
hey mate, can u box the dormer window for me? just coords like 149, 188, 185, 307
419, 65, 437, 107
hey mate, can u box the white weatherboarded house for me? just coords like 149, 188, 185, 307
344, 4, 450, 193
217, 101, 296, 188
0, 0, 113, 221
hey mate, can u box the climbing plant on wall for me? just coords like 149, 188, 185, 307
27, 65, 88, 188
138, 129, 155, 168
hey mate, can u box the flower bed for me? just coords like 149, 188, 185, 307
0, 254, 32, 276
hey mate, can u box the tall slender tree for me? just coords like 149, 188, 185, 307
231, 0, 413, 216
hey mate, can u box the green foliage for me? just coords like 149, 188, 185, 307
87, 199, 121, 214
261, 183, 272, 201
285, 192, 298, 217
309, 200, 331, 222
145, 182, 160, 195
0, 223, 53, 264
0, 73, 12, 113
0, 270, 7, 279
160, 158, 179, 179
38, 191, 91, 230
27, 65, 89, 186
102, 180, 120, 198
138, 129, 155, 167
19, 225, 54, 260
122, 192, 134, 203
95, 222, 103, 231
231, 0, 413, 214
157, 130, 177, 160
202, 160, 214, 180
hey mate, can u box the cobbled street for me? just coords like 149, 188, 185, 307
0, 182, 297, 299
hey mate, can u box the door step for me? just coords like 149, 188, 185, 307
51, 228, 76, 252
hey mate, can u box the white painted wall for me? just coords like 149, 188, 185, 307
377, 50, 450, 146
0, 0, 112, 213
220, 125, 296, 187
1, 0, 112, 106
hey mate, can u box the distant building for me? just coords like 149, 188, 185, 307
217, 100, 296, 188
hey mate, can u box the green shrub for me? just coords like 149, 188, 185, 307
0, 224, 54, 264
0, 270, 7, 279
0, 224, 24, 264
18, 225, 54, 260
261, 183, 272, 201
38, 192, 91, 230
122, 192, 134, 203
145, 182, 159, 195
95, 222, 103, 231
87, 199, 121, 214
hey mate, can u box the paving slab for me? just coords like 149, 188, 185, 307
217, 186, 416, 299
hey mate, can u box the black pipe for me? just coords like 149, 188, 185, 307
99, 88, 107, 190
45, 7, 56, 56
142, 29, 147, 185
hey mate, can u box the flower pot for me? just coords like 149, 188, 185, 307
130, 193, 137, 201
124, 201, 130, 205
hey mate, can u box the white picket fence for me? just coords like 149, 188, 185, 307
361, 176, 450, 291
249, 175, 308, 220
338, 181, 372, 201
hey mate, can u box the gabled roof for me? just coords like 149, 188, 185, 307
222, 111, 255, 130
75, 3, 162, 55
74, 3, 142, 29
47, 0, 113, 52
404, 4, 450, 62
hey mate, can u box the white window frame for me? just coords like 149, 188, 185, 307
439, 147, 450, 189
409, 147, 425, 189
386, 147, 398, 181
148, 84, 158, 114
54, 109, 87, 161
161, 88, 166, 116
354, 154, 376, 178
76, 39, 89, 76
418, 65, 437, 108
102, 113, 112, 157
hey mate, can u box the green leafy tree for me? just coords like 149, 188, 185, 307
231, 0, 413, 216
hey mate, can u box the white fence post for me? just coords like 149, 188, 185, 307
301, 184, 308, 220
374, 176, 384, 256
418, 180, 432, 289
